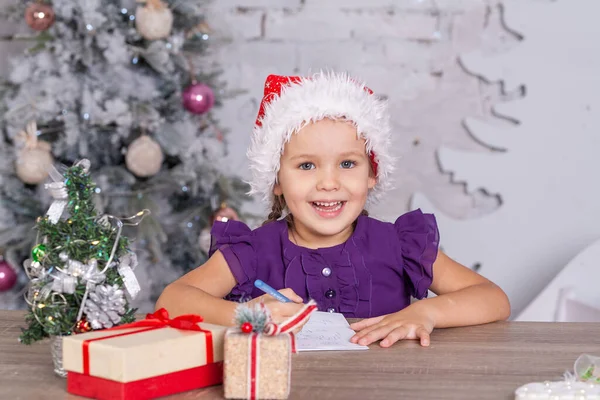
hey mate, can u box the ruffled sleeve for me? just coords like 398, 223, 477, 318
209, 220, 257, 299
394, 209, 440, 299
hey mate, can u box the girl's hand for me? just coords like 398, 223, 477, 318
249, 288, 306, 327
349, 305, 435, 348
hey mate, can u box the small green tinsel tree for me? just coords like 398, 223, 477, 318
20, 159, 146, 344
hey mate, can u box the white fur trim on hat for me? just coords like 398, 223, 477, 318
247, 71, 394, 206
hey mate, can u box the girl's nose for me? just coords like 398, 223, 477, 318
316, 168, 340, 191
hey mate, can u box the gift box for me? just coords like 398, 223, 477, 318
224, 300, 317, 400
62, 309, 226, 400
224, 330, 293, 399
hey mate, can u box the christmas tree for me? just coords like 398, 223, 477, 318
0, 0, 250, 311
19, 159, 144, 345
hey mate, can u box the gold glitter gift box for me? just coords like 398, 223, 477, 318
224, 330, 293, 399
224, 300, 317, 400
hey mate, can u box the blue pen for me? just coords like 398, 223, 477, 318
254, 279, 292, 303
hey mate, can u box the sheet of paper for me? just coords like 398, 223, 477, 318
295, 311, 369, 351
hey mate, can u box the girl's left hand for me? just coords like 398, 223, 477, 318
349, 305, 435, 348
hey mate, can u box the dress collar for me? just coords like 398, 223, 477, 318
279, 215, 368, 261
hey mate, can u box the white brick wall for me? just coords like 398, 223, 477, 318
0, 0, 31, 77
208, 0, 512, 221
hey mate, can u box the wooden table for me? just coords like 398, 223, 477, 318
1, 310, 599, 400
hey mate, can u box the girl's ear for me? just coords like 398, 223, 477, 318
368, 175, 376, 190
274, 181, 283, 196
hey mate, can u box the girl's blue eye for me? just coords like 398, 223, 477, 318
299, 162, 314, 170
341, 160, 355, 169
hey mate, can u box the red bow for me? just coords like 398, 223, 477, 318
142, 308, 205, 331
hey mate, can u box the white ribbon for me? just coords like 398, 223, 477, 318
50, 271, 78, 294
44, 171, 68, 224
49, 253, 106, 295
43, 159, 91, 224
115, 253, 141, 300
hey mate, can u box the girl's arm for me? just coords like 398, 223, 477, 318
155, 250, 239, 326
350, 250, 511, 347
415, 251, 511, 328
155, 250, 304, 326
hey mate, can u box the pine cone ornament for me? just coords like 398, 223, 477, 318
83, 284, 127, 329
135, 0, 173, 40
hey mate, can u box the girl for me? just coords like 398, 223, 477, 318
156, 71, 510, 348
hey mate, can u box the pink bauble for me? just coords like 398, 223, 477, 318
0, 261, 17, 292
182, 83, 215, 114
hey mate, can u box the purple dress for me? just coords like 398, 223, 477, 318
209, 209, 439, 318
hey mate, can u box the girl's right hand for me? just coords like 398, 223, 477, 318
249, 288, 305, 325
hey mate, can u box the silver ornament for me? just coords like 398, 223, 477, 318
83, 284, 127, 329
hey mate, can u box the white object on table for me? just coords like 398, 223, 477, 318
515, 381, 600, 399
295, 311, 369, 352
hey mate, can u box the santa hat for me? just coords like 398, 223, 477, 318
247, 71, 394, 206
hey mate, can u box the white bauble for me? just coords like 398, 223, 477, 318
135, 0, 173, 41
15, 144, 53, 185
125, 135, 164, 178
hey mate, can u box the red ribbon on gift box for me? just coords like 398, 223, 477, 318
81, 308, 214, 376
247, 300, 317, 400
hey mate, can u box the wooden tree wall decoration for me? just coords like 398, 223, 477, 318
411, 0, 600, 318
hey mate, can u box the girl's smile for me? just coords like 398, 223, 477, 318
311, 200, 346, 218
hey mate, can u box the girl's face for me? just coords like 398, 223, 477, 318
274, 119, 376, 246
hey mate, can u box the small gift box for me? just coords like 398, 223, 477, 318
224, 300, 317, 400
62, 308, 226, 400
